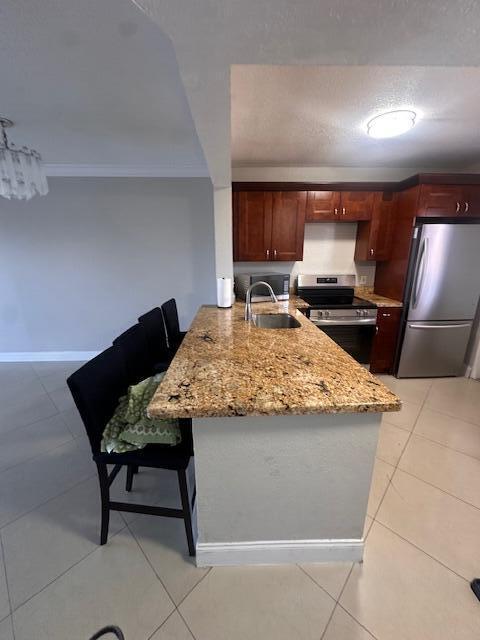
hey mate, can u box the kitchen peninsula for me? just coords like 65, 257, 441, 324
148, 300, 400, 566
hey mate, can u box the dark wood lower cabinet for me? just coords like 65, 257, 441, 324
370, 307, 402, 374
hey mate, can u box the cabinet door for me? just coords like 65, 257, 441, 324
305, 191, 341, 221
271, 191, 307, 261
355, 192, 396, 261
417, 184, 463, 217
233, 191, 273, 261
369, 307, 402, 374
372, 192, 396, 260
340, 191, 375, 221
462, 185, 480, 217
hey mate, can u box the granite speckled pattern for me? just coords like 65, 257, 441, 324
287, 294, 310, 309
148, 300, 401, 420
354, 287, 403, 308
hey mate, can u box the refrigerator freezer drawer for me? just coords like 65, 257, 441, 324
397, 321, 473, 378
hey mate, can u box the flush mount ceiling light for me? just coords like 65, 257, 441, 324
366, 109, 417, 139
0, 117, 48, 200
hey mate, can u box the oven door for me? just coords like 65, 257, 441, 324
311, 319, 376, 364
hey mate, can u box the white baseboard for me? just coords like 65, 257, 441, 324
0, 351, 100, 362
196, 538, 364, 567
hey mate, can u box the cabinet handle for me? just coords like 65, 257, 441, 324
342, 207, 346, 216
456, 201, 460, 213
266, 249, 270, 260
465, 201, 469, 213
382, 313, 391, 317
375, 326, 379, 334
370, 248, 374, 256
334, 208, 338, 215
274, 249, 277, 259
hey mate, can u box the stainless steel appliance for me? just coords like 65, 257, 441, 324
397, 222, 480, 377
297, 274, 377, 364
234, 273, 290, 302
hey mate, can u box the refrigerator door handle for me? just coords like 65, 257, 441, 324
412, 237, 428, 309
408, 323, 472, 330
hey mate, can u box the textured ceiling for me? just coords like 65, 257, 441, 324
0, 0, 207, 173
136, 0, 480, 185
231, 65, 480, 168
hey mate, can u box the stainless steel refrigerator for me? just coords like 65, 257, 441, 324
397, 222, 480, 378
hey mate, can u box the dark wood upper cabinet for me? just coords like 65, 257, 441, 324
355, 192, 396, 262
417, 184, 464, 217
369, 307, 402, 374
233, 191, 273, 261
306, 191, 374, 222
305, 191, 341, 221
463, 185, 480, 216
340, 191, 375, 221
271, 191, 307, 261
233, 191, 306, 262
374, 180, 480, 301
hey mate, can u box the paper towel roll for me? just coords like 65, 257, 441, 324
216, 277, 233, 308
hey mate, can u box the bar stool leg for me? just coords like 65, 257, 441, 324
177, 468, 195, 557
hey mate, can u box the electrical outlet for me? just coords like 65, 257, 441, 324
358, 275, 367, 285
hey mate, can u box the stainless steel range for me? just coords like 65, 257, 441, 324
297, 274, 377, 364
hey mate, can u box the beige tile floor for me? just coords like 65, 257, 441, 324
0, 364, 480, 639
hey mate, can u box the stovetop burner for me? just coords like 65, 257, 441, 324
297, 274, 377, 310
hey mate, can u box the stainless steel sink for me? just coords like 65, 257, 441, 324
253, 313, 301, 329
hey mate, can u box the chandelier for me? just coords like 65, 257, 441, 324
0, 117, 48, 200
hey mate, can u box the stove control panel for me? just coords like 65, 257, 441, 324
309, 307, 377, 325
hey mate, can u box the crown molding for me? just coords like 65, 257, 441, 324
44, 163, 210, 178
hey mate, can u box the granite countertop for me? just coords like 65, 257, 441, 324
148, 300, 401, 420
354, 287, 403, 308
287, 294, 310, 309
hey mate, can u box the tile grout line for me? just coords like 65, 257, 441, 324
370, 379, 480, 587
175, 566, 212, 609
0, 532, 15, 639
371, 378, 433, 520
335, 601, 381, 640
403, 430, 480, 464
386, 379, 480, 512
145, 608, 182, 640
0, 403, 62, 441
391, 464, 480, 513
318, 571, 353, 640
296, 564, 342, 604
373, 519, 470, 584
0, 469, 97, 532
176, 606, 199, 640
126, 522, 177, 611
0, 424, 75, 476
126, 521, 201, 639
8, 526, 128, 616
0, 417, 78, 477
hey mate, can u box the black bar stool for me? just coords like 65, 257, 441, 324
67, 347, 196, 556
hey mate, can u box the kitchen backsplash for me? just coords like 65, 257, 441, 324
234, 222, 376, 287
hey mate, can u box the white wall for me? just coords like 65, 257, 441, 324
235, 223, 376, 287
213, 186, 233, 278
0, 177, 216, 353
193, 412, 381, 564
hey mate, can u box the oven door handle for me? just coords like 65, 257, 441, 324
312, 318, 377, 326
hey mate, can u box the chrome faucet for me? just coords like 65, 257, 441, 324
244, 281, 278, 321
